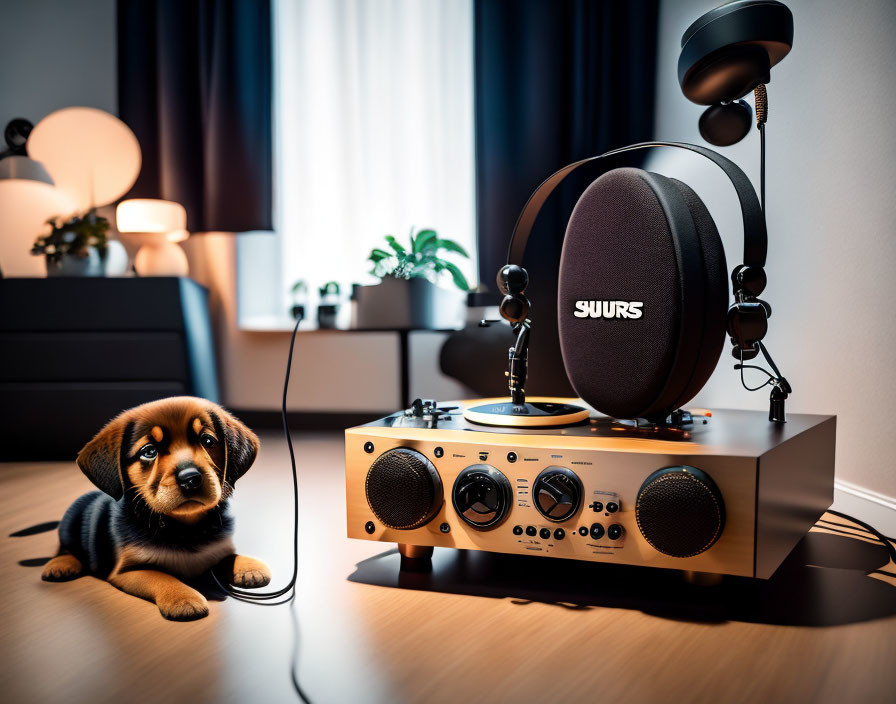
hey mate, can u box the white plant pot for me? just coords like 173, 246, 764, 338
103, 239, 131, 276
354, 277, 463, 329
45, 247, 104, 277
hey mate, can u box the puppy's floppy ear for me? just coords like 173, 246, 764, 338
208, 407, 259, 486
77, 415, 133, 500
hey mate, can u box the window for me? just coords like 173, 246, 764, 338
239, 0, 477, 323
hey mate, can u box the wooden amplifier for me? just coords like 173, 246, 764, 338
345, 400, 835, 579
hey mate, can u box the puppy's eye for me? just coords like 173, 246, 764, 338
139, 444, 158, 461
200, 434, 217, 449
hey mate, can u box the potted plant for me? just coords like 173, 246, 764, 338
355, 227, 470, 329
317, 280, 341, 329
30, 209, 120, 277
290, 279, 308, 321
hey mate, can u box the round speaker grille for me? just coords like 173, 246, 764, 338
635, 466, 725, 558
365, 448, 443, 530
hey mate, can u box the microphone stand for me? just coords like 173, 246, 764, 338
479, 318, 531, 406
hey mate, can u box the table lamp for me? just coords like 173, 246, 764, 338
117, 198, 190, 276
0, 119, 76, 276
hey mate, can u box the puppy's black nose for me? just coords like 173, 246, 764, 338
175, 467, 203, 493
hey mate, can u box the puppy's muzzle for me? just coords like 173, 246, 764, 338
175, 466, 203, 494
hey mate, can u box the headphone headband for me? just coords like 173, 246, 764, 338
506, 141, 767, 271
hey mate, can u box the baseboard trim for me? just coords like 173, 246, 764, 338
834, 479, 896, 512
833, 479, 896, 536
232, 409, 389, 431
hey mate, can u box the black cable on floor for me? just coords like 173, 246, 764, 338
209, 316, 311, 702
826, 509, 896, 567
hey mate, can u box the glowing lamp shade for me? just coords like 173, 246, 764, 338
117, 199, 186, 234
117, 199, 190, 277
27, 108, 141, 212
0, 159, 76, 276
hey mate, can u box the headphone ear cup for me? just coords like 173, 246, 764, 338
667, 178, 729, 404
500, 293, 529, 323
698, 100, 753, 147
681, 42, 771, 105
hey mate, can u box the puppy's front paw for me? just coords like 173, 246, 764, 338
42, 554, 84, 582
157, 590, 209, 621
232, 555, 272, 589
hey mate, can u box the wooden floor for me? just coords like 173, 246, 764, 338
2, 431, 895, 704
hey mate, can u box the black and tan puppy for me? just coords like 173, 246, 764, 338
42, 396, 271, 620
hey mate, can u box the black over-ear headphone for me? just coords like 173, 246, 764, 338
678, 0, 793, 146
498, 141, 779, 422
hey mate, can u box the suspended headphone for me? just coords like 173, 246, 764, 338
678, 0, 793, 146
498, 142, 772, 422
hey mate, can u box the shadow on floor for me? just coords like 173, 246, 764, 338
347, 531, 896, 628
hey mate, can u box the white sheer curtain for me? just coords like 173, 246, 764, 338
270, 0, 476, 310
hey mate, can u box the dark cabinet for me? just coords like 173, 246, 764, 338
0, 277, 219, 460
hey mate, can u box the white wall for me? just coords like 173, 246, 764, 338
0, 0, 471, 414
652, 0, 896, 499
0, 0, 117, 130
184, 234, 474, 414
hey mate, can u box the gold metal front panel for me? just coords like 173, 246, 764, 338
346, 424, 757, 577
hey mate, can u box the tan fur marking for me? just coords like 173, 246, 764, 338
231, 554, 272, 588
109, 566, 209, 620
117, 538, 236, 578
192, 417, 203, 435
151, 426, 164, 442
42, 554, 84, 582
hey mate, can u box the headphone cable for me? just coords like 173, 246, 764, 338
209, 316, 311, 702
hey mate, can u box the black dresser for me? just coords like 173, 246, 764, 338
0, 277, 220, 461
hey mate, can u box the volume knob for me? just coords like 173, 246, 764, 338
365, 448, 443, 529
452, 465, 512, 530
532, 467, 583, 522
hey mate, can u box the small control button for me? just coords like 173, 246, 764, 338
513, 525, 523, 536
539, 527, 551, 540
364, 521, 375, 534
554, 528, 565, 540
608, 524, 624, 540
439, 522, 450, 533
606, 501, 619, 513
578, 526, 588, 536
590, 523, 605, 540
591, 501, 603, 513
434, 446, 444, 458
526, 526, 537, 537
507, 451, 517, 463
363, 441, 374, 454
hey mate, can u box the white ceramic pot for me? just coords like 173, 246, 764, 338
45, 247, 104, 277
103, 239, 131, 276
354, 276, 464, 329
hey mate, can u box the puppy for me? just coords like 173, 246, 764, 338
41, 396, 271, 620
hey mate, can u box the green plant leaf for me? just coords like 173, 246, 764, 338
441, 261, 470, 291
433, 239, 469, 258
413, 229, 437, 253
385, 235, 406, 255
367, 248, 391, 263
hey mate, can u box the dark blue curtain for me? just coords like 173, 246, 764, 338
470, 0, 659, 394
117, 0, 273, 233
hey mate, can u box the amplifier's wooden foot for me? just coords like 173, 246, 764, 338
398, 544, 433, 560
682, 570, 725, 586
